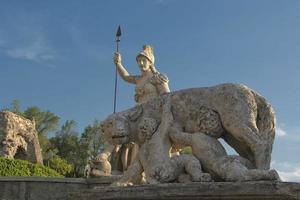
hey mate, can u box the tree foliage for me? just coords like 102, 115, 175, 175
0, 157, 62, 177
81, 120, 105, 157
10, 99, 22, 115
23, 106, 60, 136
47, 155, 73, 176
49, 120, 88, 177
2, 100, 106, 177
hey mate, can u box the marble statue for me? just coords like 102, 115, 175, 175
91, 45, 171, 176
114, 44, 170, 104
101, 83, 280, 184
112, 96, 211, 186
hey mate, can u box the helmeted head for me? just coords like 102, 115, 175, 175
136, 45, 157, 73
136, 45, 155, 64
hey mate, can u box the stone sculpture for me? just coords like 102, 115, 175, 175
88, 153, 112, 177
114, 44, 170, 104
92, 45, 171, 176
0, 111, 43, 164
101, 83, 280, 184
113, 96, 211, 186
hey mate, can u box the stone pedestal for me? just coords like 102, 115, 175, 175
1, 177, 299, 200
69, 181, 300, 200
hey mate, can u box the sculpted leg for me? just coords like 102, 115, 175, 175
193, 133, 279, 181
169, 129, 279, 181
121, 146, 129, 171
129, 143, 139, 166
171, 154, 211, 182
217, 155, 279, 181
112, 160, 144, 186
221, 119, 271, 170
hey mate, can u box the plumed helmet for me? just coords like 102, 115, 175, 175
136, 45, 155, 64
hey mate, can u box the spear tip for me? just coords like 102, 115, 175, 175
116, 25, 122, 37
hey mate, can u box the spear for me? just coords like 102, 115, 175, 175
113, 25, 122, 113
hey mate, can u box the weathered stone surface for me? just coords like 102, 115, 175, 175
114, 44, 170, 104
101, 83, 278, 184
0, 176, 120, 200
0, 177, 299, 200
70, 181, 300, 200
0, 111, 43, 164
89, 153, 112, 177
111, 96, 212, 186
93, 44, 171, 177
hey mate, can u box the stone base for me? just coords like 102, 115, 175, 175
0, 177, 299, 200
70, 181, 300, 200
0, 176, 120, 200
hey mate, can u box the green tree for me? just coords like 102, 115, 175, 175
1, 99, 22, 114
23, 106, 60, 156
10, 99, 22, 115
47, 155, 73, 176
81, 120, 105, 158
23, 106, 60, 136
50, 120, 87, 177
51, 120, 78, 158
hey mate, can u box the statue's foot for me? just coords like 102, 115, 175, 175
253, 143, 272, 170
241, 169, 281, 182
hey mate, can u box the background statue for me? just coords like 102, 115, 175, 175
0, 111, 43, 164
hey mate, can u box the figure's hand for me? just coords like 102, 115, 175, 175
114, 52, 122, 64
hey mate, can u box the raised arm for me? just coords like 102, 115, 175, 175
114, 52, 138, 84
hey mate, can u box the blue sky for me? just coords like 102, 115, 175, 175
1, 0, 300, 181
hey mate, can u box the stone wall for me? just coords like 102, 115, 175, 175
71, 181, 300, 200
0, 177, 299, 200
0, 176, 120, 200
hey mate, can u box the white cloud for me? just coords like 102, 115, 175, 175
276, 126, 287, 137
272, 161, 295, 171
271, 161, 300, 182
277, 168, 300, 182
5, 37, 56, 63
